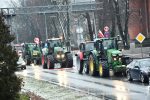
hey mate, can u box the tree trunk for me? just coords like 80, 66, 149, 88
86, 12, 94, 41
110, 0, 116, 37
124, 0, 130, 49
113, 0, 129, 49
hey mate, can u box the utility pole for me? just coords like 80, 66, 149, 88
66, 0, 71, 51
44, 13, 48, 39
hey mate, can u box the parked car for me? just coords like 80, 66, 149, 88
17, 56, 26, 70
126, 58, 150, 83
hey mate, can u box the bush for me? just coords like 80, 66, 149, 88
0, 14, 22, 100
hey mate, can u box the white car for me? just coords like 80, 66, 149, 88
17, 56, 26, 70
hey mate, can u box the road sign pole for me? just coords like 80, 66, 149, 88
140, 43, 143, 58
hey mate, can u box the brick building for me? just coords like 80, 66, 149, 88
129, 0, 150, 40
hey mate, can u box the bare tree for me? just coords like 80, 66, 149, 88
85, 12, 94, 41
113, 0, 130, 49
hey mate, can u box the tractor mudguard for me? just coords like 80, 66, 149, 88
90, 50, 98, 60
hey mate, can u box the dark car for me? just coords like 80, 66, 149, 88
126, 59, 150, 83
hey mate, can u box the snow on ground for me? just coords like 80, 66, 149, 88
21, 76, 102, 100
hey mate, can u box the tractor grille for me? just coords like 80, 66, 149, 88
55, 51, 65, 61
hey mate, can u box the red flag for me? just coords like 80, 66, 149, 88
98, 30, 104, 38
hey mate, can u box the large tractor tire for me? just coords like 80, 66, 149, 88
88, 54, 97, 76
76, 56, 83, 74
42, 55, 47, 69
25, 59, 31, 65
64, 53, 73, 68
35, 59, 41, 65
47, 55, 55, 69
99, 61, 109, 77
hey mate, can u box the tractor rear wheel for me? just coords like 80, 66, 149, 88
47, 55, 55, 69
42, 56, 47, 69
88, 54, 97, 76
66, 53, 73, 68
36, 59, 41, 65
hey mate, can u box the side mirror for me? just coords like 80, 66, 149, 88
75, 54, 78, 56
117, 35, 120, 41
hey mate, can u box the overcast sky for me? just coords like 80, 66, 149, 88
0, 0, 11, 8
0, 0, 95, 8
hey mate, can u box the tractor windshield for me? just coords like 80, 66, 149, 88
102, 39, 116, 49
25, 44, 36, 50
47, 39, 62, 48
85, 42, 94, 51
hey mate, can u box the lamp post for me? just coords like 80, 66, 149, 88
44, 13, 48, 40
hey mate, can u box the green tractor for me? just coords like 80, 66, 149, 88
41, 38, 73, 69
76, 40, 109, 77
99, 38, 126, 75
23, 43, 42, 65
76, 37, 128, 77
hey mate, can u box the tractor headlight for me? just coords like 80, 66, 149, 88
119, 57, 122, 61
113, 58, 117, 61
61, 54, 65, 58
56, 54, 61, 58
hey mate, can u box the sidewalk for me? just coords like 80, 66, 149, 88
122, 43, 150, 58
21, 76, 102, 100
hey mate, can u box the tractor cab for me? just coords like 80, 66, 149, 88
94, 38, 126, 75
46, 38, 63, 54
47, 38, 62, 48
79, 41, 95, 52
42, 37, 73, 69
78, 41, 95, 58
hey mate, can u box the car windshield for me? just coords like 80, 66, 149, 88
85, 42, 94, 51
140, 60, 150, 67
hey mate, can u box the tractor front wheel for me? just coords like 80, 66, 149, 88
47, 55, 55, 69
26, 59, 31, 65
42, 56, 47, 69
66, 53, 73, 68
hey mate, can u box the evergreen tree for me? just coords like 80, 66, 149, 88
0, 14, 22, 100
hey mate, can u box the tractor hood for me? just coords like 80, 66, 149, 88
107, 49, 121, 56
54, 47, 63, 53
107, 49, 122, 63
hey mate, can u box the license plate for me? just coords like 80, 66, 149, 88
54, 63, 61, 68
33, 51, 38, 55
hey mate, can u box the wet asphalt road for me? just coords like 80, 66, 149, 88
16, 57, 150, 100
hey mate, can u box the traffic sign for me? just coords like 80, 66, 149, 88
34, 37, 40, 44
136, 33, 145, 43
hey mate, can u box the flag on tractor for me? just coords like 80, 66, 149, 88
98, 30, 104, 38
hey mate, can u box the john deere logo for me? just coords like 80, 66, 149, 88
136, 33, 145, 43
